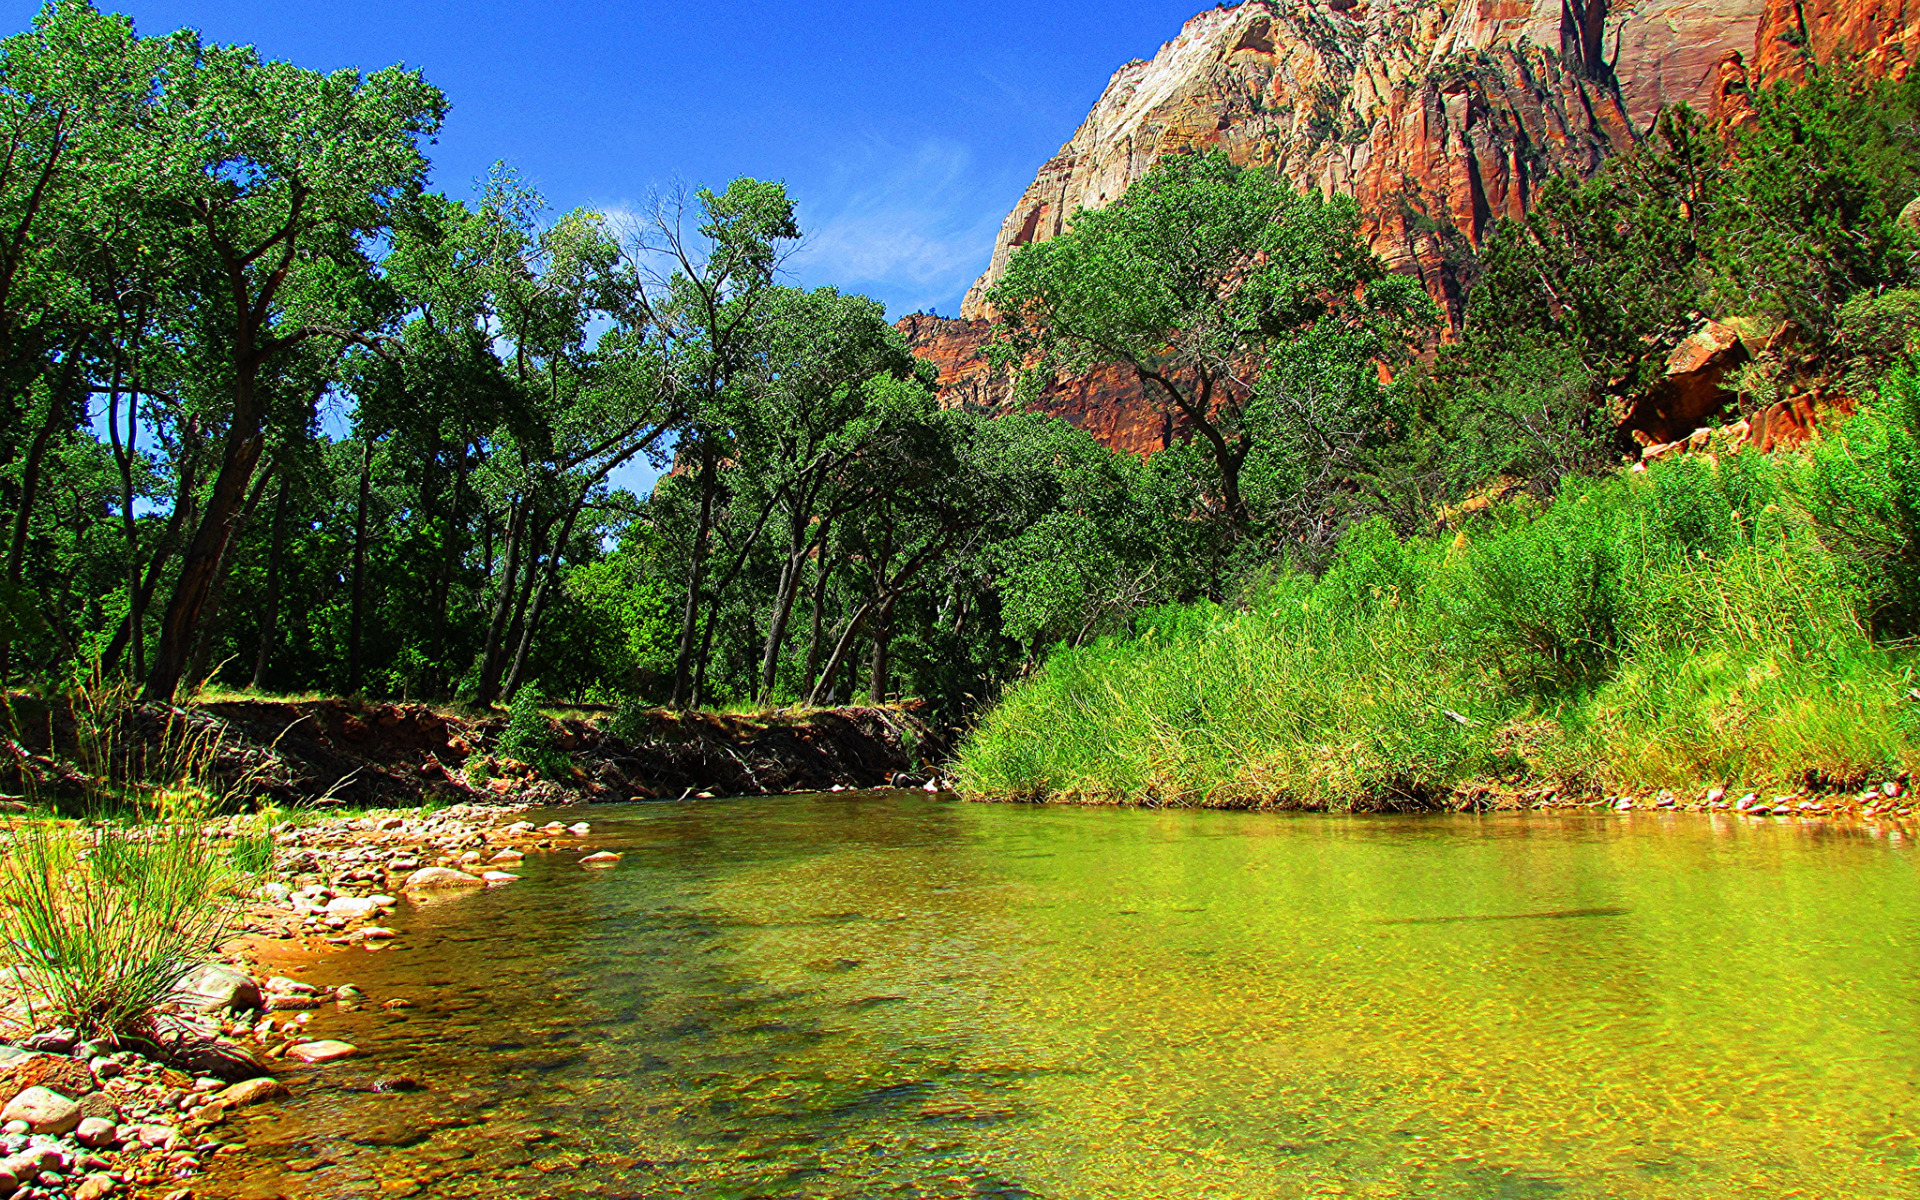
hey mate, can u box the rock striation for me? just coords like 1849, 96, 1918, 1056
905, 0, 1915, 455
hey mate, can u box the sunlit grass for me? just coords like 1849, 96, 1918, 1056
958, 401, 1920, 808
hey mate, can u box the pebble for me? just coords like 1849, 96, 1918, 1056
213, 1079, 288, 1109
73, 1119, 117, 1149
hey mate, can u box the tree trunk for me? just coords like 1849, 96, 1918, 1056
183, 460, 276, 693
671, 442, 719, 709
250, 472, 291, 690
101, 434, 201, 677
144, 402, 268, 701
346, 436, 374, 694
806, 597, 874, 708
502, 499, 583, 701
867, 593, 897, 704
106, 365, 143, 680
430, 439, 468, 697
474, 495, 528, 705
803, 538, 835, 692
5, 378, 70, 586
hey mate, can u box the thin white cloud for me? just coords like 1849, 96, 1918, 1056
785, 136, 1018, 318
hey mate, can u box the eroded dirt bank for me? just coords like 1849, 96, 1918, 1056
2, 697, 939, 810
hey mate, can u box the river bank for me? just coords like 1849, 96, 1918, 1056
2, 696, 937, 812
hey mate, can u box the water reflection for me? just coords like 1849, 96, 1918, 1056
210, 795, 1920, 1198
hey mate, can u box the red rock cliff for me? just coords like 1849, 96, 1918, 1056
905, 0, 1915, 456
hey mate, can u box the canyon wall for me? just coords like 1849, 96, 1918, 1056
904, 0, 1920, 454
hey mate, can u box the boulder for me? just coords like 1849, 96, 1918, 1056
402, 867, 483, 889
174, 963, 262, 1013
1621, 321, 1749, 446
0, 1052, 94, 1097
1, 1086, 81, 1135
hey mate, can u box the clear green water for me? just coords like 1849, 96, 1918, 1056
211, 793, 1920, 1199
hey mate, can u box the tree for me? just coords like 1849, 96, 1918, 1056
134, 33, 446, 699
615, 178, 799, 709
987, 150, 1434, 537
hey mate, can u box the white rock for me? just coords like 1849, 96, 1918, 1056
0, 1088, 80, 1136
286, 1040, 358, 1064
74, 1118, 118, 1148
402, 867, 483, 889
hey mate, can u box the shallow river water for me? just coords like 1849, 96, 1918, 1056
208, 791, 1920, 1199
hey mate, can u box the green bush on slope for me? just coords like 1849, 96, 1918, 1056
955, 376, 1920, 808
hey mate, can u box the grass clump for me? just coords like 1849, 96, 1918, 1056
0, 672, 273, 1037
0, 799, 269, 1037
956, 375, 1920, 808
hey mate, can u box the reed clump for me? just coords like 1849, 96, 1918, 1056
0, 675, 271, 1037
956, 373, 1920, 808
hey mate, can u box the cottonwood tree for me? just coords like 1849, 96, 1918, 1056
614, 178, 799, 709
132, 34, 446, 699
987, 150, 1434, 540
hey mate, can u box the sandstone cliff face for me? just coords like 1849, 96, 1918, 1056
908, 0, 1913, 456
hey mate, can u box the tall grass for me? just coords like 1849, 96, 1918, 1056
0, 675, 271, 1037
956, 378, 1920, 808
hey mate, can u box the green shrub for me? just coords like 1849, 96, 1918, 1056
497, 684, 569, 778
957, 392, 1919, 807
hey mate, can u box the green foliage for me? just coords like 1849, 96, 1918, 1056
0, 791, 268, 1036
497, 684, 568, 778
988, 150, 1436, 535
1838, 288, 1920, 396
958, 396, 1920, 807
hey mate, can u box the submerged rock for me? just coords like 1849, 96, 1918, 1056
403, 867, 484, 889
287, 1041, 358, 1065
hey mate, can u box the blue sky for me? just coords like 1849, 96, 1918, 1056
11, 0, 1218, 319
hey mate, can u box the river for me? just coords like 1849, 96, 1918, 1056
206, 790, 1920, 1198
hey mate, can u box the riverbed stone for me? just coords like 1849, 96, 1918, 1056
482, 871, 519, 883
175, 963, 262, 1013
287, 1041, 358, 1065
1, 1087, 81, 1135
215, 1078, 289, 1108
402, 867, 484, 889
0, 1053, 93, 1097
579, 852, 621, 867
74, 1117, 118, 1148
165, 1038, 271, 1083
324, 896, 381, 919
72, 1172, 116, 1199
